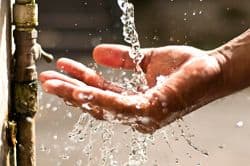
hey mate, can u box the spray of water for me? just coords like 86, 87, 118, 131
117, 1, 154, 165
117, 0, 148, 92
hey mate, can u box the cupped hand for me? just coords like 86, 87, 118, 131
40, 44, 222, 133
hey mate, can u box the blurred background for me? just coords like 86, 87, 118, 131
38, 0, 250, 54
36, 0, 250, 166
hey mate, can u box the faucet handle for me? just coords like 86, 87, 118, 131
40, 47, 54, 63
35, 43, 54, 63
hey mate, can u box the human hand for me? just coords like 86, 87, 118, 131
40, 44, 222, 133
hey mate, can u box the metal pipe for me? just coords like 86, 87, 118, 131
12, 0, 53, 165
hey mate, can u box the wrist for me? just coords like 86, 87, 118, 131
210, 29, 250, 95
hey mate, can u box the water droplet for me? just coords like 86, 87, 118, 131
46, 103, 51, 109
136, 104, 141, 110
81, 103, 92, 111
59, 154, 70, 160
40, 106, 44, 110
52, 107, 58, 112
64, 100, 74, 106
78, 93, 86, 100
39, 144, 46, 152
236, 121, 244, 128
67, 112, 72, 118
138, 117, 151, 125
53, 135, 58, 140
87, 95, 94, 100
175, 158, 179, 164
218, 145, 224, 149
76, 160, 82, 166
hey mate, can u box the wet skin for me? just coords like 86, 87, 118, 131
40, 29, 250, 133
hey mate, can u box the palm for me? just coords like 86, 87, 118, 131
40, 44, 221, 133
143, 46, 211, 87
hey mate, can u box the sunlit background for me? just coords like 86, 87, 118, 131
36, 0, 250, 165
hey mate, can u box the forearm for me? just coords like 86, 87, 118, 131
212, 29, 250, 95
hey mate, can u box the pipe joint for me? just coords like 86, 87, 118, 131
13, 2, 38, 29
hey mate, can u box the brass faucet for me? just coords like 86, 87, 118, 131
11, 0, 53, 165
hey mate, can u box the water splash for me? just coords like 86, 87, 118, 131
100, 123, 118, 166
117, 0, 153, 165
68, 113, 89, 143
125, 131, 149, 166
117, 0, 147, 92
177, 120, 209, 157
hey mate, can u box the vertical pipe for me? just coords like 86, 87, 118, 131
12, 0, 38, 163
12, 0, 53, 165
14, 80, 38, 166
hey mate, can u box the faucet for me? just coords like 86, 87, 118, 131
11, 0, 53, 165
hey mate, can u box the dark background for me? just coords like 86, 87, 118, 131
38, 0, 250, 57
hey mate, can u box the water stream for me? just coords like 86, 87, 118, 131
117, 0, 147, 92
117, 1, 153, 165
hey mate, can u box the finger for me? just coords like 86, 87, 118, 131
42, 79, 79, 102
72, 86, 149, 116
56, 58, 126, 93
42, 79, 104, 118
39, 71, 86, 87
93, 44, 153, 71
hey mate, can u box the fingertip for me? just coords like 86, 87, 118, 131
39, 71, 56, 83
56, 57, 74, 70
42, 79, 63, 92
56, 58, 86, 75
93, 44, 113, 65
92, 44, 103, 62
93, 44, 134, 69
56, 58, 65, 70
56, 57, 69, 65
39, 71, 47, 83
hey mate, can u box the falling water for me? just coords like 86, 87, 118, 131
117, 0, 148, 92
117, 0, 152, 165
70, 1, 153, 165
